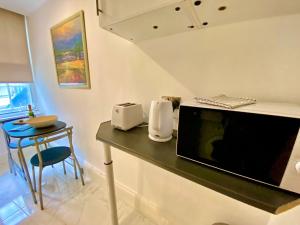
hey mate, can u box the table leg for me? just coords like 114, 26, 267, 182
18, 139, 37, 204
103, 143, 119, 225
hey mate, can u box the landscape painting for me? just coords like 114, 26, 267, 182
51, 11, 90, 88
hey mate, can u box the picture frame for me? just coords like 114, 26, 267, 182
50, 11, 90, 89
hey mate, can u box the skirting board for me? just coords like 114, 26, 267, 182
83, 160, 170, 225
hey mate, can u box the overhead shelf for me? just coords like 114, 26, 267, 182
97, 0, 300, 42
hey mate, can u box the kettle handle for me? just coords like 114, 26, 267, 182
152, 101, 161, 131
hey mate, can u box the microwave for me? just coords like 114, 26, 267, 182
176, 102, 300, 193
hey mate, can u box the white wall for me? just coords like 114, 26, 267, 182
138, 13, 300, 104
27, 0, 193, 166
27, 0, 300, 224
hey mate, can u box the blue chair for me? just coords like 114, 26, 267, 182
2, 129, 44, 177
30, 126, 84, 210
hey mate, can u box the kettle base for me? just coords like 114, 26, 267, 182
149, 134, 172, 142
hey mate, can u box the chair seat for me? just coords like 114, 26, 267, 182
30, 146, 71, 167
9, 138, 43, 149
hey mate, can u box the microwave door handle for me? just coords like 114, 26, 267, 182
152, 102, 161, 131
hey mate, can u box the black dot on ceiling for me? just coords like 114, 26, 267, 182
153, 25, 158, 29
109, 28, 113, 30
202, 22, 208, 26
175, 7, 181, 11
188, 25, 195, 29
194, 1, 201, 6
218, 6, 227, 11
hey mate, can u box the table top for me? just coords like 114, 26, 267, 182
96, 121, 300, 215
3, 120, 66, 138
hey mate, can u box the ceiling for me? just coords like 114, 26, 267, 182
0, 0, 48, 15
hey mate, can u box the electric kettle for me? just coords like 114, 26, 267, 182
148, 100, 173, 142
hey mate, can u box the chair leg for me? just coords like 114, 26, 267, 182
4, 134, 13, 174
38, 166, 44, 210
17, 151, 24, 172
72, 153, 85, 186
7, 149, 14, 175
71, 155, 78, 180
17, 151, 26, 180
67, 129, 84, 185
62, 160, 67, 175
32, 165, 36, 192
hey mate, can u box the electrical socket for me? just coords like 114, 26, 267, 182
161, 96, 181, 110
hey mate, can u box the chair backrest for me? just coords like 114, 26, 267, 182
30, 127, 75, 167
1, 125, 16, 147
30, 126, 73, 146
2, 128, 11, 146
1, 116, 28, 144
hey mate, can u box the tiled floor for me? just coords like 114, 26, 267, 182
0, 149, 157, 225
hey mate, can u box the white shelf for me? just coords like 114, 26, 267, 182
98, 0, 300, 42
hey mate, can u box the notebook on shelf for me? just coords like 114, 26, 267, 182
194, 94, 256, 109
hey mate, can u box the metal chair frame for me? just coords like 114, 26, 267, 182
30, 126, 84, 210
3, 131, 28, 178
3, 131, 48, 178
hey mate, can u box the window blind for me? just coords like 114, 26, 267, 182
0, 8, 33, 83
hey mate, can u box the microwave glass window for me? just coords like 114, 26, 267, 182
177, 106, 300, 186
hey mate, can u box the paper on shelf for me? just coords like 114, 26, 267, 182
194, 94, 256, 109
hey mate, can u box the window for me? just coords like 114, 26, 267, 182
0, 83, 34, 115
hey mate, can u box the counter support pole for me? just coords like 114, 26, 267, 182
103, 143, 119, 225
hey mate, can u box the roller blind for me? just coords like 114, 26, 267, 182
0, 8, 32, 83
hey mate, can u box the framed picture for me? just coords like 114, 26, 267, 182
50, 11, 90, 88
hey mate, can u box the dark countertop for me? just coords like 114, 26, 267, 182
96, 121, 300, 214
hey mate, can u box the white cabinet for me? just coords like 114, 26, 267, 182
97, 0, 300, 42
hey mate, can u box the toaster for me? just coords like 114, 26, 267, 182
111, 103, 144, 131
